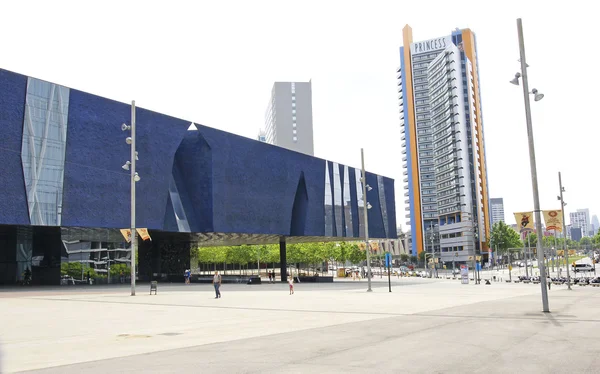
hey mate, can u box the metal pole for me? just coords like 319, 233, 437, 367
552, 230, 556, 273
517, 18, 549, 312
526, 234, 530, 278
361, 148, 372, 292
387, 253, 392, 292
559, 172, 571, 290
130, 100, 137, 296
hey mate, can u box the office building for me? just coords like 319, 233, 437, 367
397, 25, 490, 263
263, 81, 314, 156
570, 209, 591, 237
490, 198, 505, 226
0, 68, 396, 285
592, 214, 599, 235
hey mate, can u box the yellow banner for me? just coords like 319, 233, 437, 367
542, 210, 563, 232
514, 212, 534, 232
557, 250, 564, 256
136, 228, 152, 241
120, 229, 131, 243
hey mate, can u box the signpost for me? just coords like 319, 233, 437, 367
460, 264, 469, 284
385, 252, 392, 293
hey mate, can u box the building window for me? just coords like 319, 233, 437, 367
293, 123, 297, 128
292, 103, 296, 108
292, 109, 296, 114
293, 116, 296, 121
293, 136, 298, 142
293, 129, 297, 134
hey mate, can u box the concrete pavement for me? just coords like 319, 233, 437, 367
1, 278, 599, 373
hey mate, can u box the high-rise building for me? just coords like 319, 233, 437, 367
263, 81, 314, 156
592, 214, 599, 235
570, 209, 591, 237
257, 129, 266, 142
490, 198, 505, 226
397, 25, 490, 263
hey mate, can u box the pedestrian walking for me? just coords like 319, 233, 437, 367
213, 271, 222, 298
288, 276, 294, 295
268, 271, 272, 283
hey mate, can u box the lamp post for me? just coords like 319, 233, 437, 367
510, 18, 549, 312
558, 172, 571, 290
121, 100, 140, 296
361, 148, 373, 292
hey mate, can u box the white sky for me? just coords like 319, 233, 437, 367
1, 0, 598, 230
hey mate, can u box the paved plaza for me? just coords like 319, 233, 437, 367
1, 278, 600, 373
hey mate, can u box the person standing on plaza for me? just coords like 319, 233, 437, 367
288, 276, 294, 295
213, 271, 222, 298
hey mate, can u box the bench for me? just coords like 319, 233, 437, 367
150, 281, 157, 295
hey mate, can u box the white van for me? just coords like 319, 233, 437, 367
573, 263, 595, 272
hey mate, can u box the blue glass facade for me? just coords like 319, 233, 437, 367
0, 68, 397, 284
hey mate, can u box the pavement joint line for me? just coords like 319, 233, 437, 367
23, 295, 600, 324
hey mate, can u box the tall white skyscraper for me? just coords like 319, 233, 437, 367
398, 25, 490, 263
490, 198, 505, 226
263, 81, 314, 156
570, 209, 591, 237
592, 215, 599, 236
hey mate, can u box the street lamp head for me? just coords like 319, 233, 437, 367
135, 151, 139, 161
510, 72, 521, 85
366, 202, 372, 210
121, 123, 131, 132
366, 185, 373, 191
134, 172, 141, 182
126, 137, 132, 145
531, 88, 544, 102
122, 161, 130, 171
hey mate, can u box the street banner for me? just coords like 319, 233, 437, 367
120, 229, 131, 243
542, 210, 563, 232
514, 211, 535, 232
136, 228, 152, 241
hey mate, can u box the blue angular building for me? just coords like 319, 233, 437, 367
0, 68, 396, 285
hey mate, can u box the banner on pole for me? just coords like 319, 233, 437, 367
542, 210, 563, 232
136, 228, 152, 241
514, 211, 535, 232
120, 229, 131, 243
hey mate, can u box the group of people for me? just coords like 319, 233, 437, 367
267, 270, 276, 283
210, 270, 296, 298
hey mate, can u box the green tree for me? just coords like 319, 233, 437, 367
409, 255, 418, 264
489, 222, 523, 265
523, 232, 537, 247
400, 253, 409, 263
198, 246, 227, 271
347, 243, 365, 264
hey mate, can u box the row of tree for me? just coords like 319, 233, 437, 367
191, 242, 371, 273
489, 221, 599, 256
